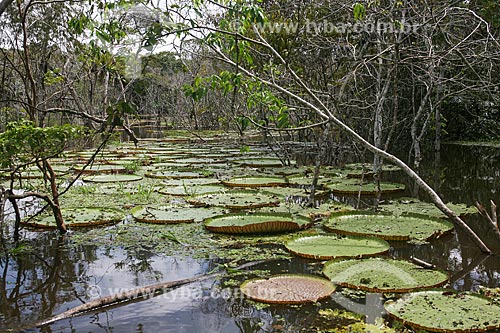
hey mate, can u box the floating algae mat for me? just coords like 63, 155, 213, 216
326, 180, 405, 195
83, 174, 143, 183
322, 257, 448, 293
131, 205, 226, 223
285, 235, 390, 260
240, 274, 335, 304
204, 212, 312, 234
384, 290, 500, 332
158, 185, 226, 196
22, 207, 124, 229
222, 176, 288, 188
187, 190, 280, 209
324, 211, 454, 241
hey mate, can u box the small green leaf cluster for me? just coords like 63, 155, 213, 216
0, 120, 86, 170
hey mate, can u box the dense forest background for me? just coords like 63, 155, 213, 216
0, 0, 499, 167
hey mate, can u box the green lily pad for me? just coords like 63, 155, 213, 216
263, 166, 313, 176
326, 180, 405, 195
240, 274, 335, 304
175, 157, 227, 164
285, 235, 390, 260
145, 170, 213, 179
323, 257, 448, 293
131, 206, 226, 224
286, 174, 336, 186
83, 174, 143, 183
222, 176, 288, 188
258, 201, 354, 219
22, 207, 124, 229
158, 185, 226, 196
259, 187, 328, 198
380, 198, 477, 218
204, 212, 312, 234
161, 178, 220, 186
232, 158, 291, 168
73, 164, 127, 174
187, 190, 280, 209
384, 290, 500, 332
324, 211, 454, 241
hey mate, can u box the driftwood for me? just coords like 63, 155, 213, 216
475, 200, 500, 240
410, 256, 436, 269
25, 260, 268, 330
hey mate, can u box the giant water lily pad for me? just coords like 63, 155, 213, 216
22, 207, 124, 229
131, 206, 226, 224
222, 176, 288, 188
73, 164, 127, 174
187, 190, 280, 209
83, 174, 143, 183
232, 158, 290, 168
161, 178, 220, 186
323, 257, 448, 293
384, 290, 500, 332
326, 180, 405, 195
240, 274, 335, 304
285, 235, 390, 260
145, 170, 213, 179
324, 211, 454, 241
258, 202, 353, 219
380, 198, 477, 218
204, 212, 312, 234
158, 185, 226, 196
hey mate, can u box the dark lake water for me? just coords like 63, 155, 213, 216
1, 142, 500, 332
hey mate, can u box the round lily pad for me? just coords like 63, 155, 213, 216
240, 274, 335, 304
158, 185, 226, 196
131, 206, 226, 224
83, 174, 143, 183
324, 211, 454, 241
187, 190, 280, 209
161, 178, 220, 186
384, 290, 500, 332
73, 164, 127, 174
326, 180, 405, 195
322, 257, 448, 293
144, 170, 213, 179
204, 212, 312, 234
232, 158, 290, 168
285, 235, 390, 260
380, 198, 477, 218
222, 176, 288, 188
22, 207, 124, 229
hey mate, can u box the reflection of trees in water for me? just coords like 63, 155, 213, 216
0, 232, 101, 329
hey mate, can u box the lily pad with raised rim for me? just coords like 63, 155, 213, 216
131, 206, 226, 224
232, 158, 291, 168
187, 190, 280, 209
380, 197, 477, 218
158, 185, 226, 196
285, 235, 390, 260
323, 257, 448, 293
384, 290, 500, 332
326, 180, 405, 195
22, 207, 124, 229
222, 176, 288, 188
83, 174, 143, 183
240, 274, 335, 304
145, 170, 213, 179
204, 212, 312, 234
324, 211, 454, 241
161, 178, 221, 186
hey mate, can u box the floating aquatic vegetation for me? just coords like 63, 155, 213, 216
144, 169, 213, 179
131, 205, 226, 224
72, 164, 127, 174
380, 197, 477, 218
257, 201, 353, 219
324, 211, 454, 241
285, 235, 390, 260
204, 212, 312, 234
82, 174, 143, 183
161, 178, 221, 186
240, 274, 335, 304
187, 190, 280, 209
326, 180, 405, 195
322, 257, 448, 293
384, 290, 500, 332
22, 207, 124, 229
222, 176, 288, 188
232, 157, 291, 168
158, 184, 226, 196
